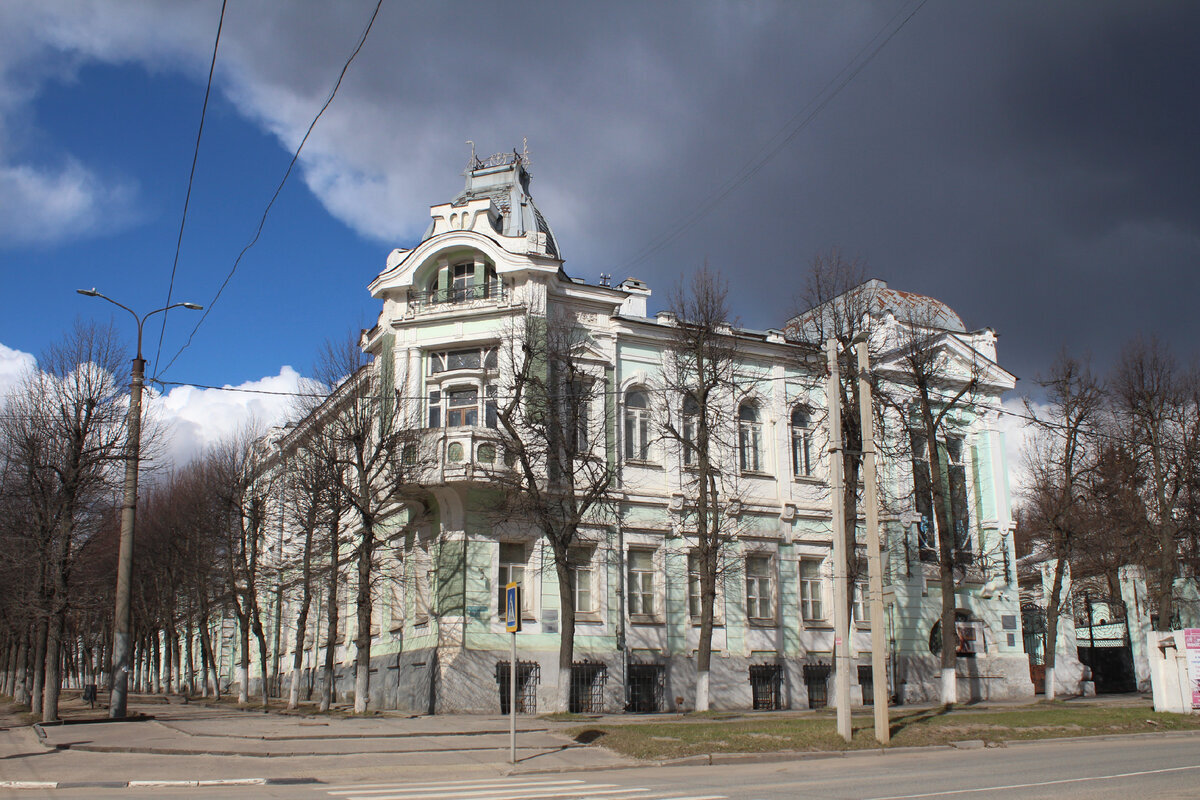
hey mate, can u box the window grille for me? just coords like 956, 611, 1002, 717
803, 663, 831, 709
626, 664, 664, 713
495, 660, 540, 714
569, 661, 607, 713
749, 664, 782, 710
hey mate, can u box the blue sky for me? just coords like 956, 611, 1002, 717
2, 1, 1197, 467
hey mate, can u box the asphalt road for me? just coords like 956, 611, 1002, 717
7, 733, 1199, 800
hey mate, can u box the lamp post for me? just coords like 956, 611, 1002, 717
77, 289, 202, 718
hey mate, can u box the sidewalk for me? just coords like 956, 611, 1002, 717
0, 690, 1157, 790
0, 695, 634, 789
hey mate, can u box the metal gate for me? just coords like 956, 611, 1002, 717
626, 664, 664, 713
570, 661, 607, 713
749, 664, 782, 710
1075, 594, 1136, 694
803, 663, 831, 709
495, 660, 540, 714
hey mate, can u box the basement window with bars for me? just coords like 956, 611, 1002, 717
626, 664, 665, 713
749, 664, 782, 710
569, 661, 607, 713
495, 660, 540, 714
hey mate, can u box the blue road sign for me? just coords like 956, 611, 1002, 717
505, 582, 521, 632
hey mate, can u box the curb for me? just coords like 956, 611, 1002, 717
155, 718, 551, 741
0, 778, 319, 790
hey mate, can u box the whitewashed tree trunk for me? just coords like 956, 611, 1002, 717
940, 667, 957, 705
695, 670, 710, 712
1044, 666, 1057, 701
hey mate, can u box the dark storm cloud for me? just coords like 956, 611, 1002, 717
7, 1, 1196, 391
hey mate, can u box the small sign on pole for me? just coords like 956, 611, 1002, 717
506, 582, 521, 763
505, 582, 522, 633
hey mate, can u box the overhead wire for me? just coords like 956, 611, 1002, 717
617, 0, 930, 273
152, 0, 228, 372
155, 0, 385, 382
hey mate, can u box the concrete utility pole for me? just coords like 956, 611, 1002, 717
77, 289, 201, 719
857, 340, 889, 744
826, 339, 852, 742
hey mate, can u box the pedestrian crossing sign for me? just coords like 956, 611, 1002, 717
505, 582, 521, 632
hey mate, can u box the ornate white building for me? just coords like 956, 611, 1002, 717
263, 151, 1031, 713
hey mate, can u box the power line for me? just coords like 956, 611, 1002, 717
618, 0, 930, 273
155, 0, 385, 382
152, 0, 228, 372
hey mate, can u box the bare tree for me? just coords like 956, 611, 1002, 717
1022, 351, 1103, 699
789, 251, 887, 618
0, 322, 127, 721
302, 336, 427, 714
654, 268, 748, 711
881, 305, 983, 705
207, 427, 276, 707
495, 312, 615, 711
1109, 337, 1198, 630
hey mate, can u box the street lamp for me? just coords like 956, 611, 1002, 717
77, 289, 202, 718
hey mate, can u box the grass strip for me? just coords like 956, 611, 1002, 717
568, 705, 1200, 760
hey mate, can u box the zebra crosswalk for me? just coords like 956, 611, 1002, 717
318, 777, 729, 800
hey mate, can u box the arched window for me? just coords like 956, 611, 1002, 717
929, 610, 984, 658
681, 394, 700, 467
790, 406, 812, 477
625, 389, 651, 462
738, 402, 762, 472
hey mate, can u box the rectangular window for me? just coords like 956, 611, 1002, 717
627, 550, 656, 617
745, 555, 774, 621
625, 408, 650, 460
688, 552, 701, 618
451, 263, 473, 296
791, 428, 811, 476
911, 432, 937, 560
414, 548, 431, 625
682, 414, 698, 467
497, 543, 526, 618
799, 560, 824, 622
852, 580, 870, 623
429, 346, 497, 374
389, 579, 404, 631
428, 390, 441, 428
566, 380, 589, 451
447, 388, 479, 427
570, 548, 594, 614
739, 422, 763, 472
485, 385, 498, 429
947, 438, 972, 560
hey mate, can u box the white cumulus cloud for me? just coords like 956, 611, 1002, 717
150, 365, 305, 468
0, 342, 36, 397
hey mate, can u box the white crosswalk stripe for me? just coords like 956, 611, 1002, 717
319, 776, 727, 800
